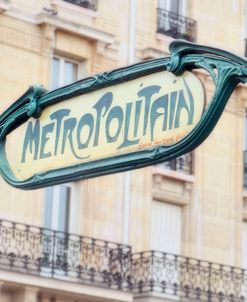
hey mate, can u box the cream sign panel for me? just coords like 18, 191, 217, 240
6, 70, 204, 181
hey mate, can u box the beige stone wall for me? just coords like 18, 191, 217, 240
135, 0, 246, 57
79, 174, 125, 242
0, 0, 128, 229
0, 14, 46, 225
194, 93, 244, 265
134, 0, 247, 267
193, 0, 245, 54
0, 2, 247, 300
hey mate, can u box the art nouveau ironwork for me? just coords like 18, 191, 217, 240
1, 218, 247, 300
131, 251, 247, 301
1, 40, 247, 189
0, 219, 131, 289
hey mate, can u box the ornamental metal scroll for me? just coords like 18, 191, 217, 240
0, 40, 246, 189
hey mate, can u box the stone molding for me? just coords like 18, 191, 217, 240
36, 12, 115, 55
152, 166, 195, 205
0, 271, 132, 302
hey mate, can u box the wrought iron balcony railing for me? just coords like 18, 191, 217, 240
63, 0, 98, 11
2, 219, 247, 301
130, 251, 247, 301
157, 8, 197, 42
244, 150, 247, 190
0, 219, 131, 289
157, 152, 193, 175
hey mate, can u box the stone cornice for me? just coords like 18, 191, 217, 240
36, 12, 115, 45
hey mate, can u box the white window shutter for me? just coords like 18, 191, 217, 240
150, 200, 182, 255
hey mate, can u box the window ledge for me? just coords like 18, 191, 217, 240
51, 0, 98, 18
138, 47, 169, 60
0, 270, 132, 302
156, 33, 175, 44
36, 12, 114, 45
152, 166, 195, 183
152, 167, 195, 205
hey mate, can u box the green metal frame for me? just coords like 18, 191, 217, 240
0, 40, 246, 189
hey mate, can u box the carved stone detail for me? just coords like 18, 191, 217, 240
152, 172, 193, 205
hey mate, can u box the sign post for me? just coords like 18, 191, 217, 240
0, 40, 246, 189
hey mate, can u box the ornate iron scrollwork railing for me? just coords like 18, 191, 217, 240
157, 152, 193, 175
157, 8, 197, 42
1, 219, 247, 300
0, 219, 131, 289
63, 0, 98, 11
130, 251, 247, 301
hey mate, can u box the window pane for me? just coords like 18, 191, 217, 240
64, 61, 78, 86
159, 0, 180, 11
51, 57, 60, 90
158, 0, 166, 9
170, 0, 179, 13
57, 185, 71, 233
150, 201, 181, 254
44, 187, 54, 229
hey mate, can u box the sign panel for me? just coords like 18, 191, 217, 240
6, 71, 204, 181
0, 40, 245, 189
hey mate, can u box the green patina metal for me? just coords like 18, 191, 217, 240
0, 40, 246, 189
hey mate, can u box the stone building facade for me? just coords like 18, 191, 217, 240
0, 0, 247, 301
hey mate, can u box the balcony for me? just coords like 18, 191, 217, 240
157, 152, 193, 175
1, 219, 247, 301
131, 251, 247, 301
62, 0, 98, 11
157, 8, 197, 42
0, 219, 131, 290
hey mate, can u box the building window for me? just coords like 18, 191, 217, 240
44, 182, 80, 232
51, 56, 79, 90
43, 184, 80, 274
44, 55, 81, 233
157, 0, 197, 42
62, 0, 98, 11
44, 185, 71, 232
150, 200, 182, 255
157, 152, 194, 175
158, 0, 185, 15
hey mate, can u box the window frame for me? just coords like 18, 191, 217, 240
50, 55, 80, 90
158, 0, 187, 16
45, 54, 83, 235
44, 183, 80, 234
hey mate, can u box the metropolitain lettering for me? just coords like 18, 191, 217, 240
21, 79, 195, 163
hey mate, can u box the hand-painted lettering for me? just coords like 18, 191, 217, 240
21, 78, 199, 164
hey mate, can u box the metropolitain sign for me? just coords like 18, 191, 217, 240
0, 40, 246, 189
